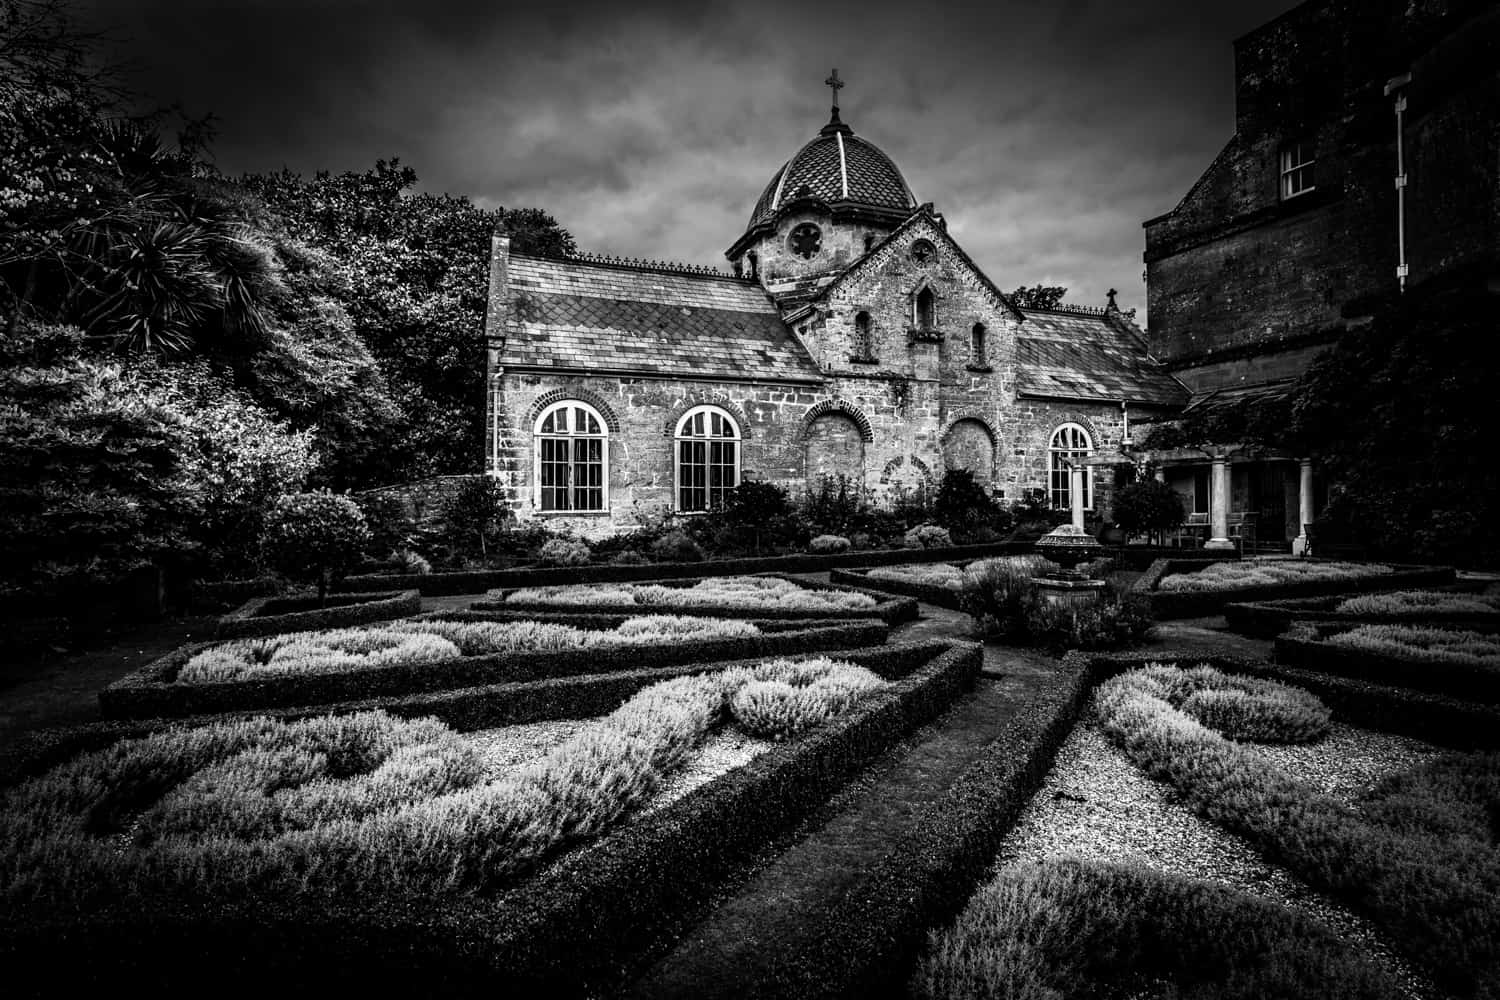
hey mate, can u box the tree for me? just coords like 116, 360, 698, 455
1289, 281, 1498, 566
934, 468, 1011, 539
1007, 285, 1068, 310
439, 475, 513, 560
241, 161, 577, 484
1111, 479, 1186, 545
261, 492, 371, 604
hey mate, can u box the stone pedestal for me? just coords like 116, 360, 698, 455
1033, 575, 1107, 608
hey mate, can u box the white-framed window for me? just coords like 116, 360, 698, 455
533, 400, 608, 512
675, 405, 740, 512
1280, 140, 1316, 199
1049, 423, 1094, 511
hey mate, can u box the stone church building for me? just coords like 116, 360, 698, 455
482, 89, 1187, 536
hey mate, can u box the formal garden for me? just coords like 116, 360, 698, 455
4, 3, 1499, 995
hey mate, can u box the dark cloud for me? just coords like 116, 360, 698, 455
80, 0, 1301, 320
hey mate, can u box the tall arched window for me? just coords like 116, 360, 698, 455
1049, 423, 1093, 511
853, 310, 874, 360
675, 405, 740, 512
534, 401, 608, 512
970, 323, 987, 365
914, 287, 936, 331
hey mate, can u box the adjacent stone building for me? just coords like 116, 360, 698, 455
1139, 0, 1498, 550
482, 91, 1185, 537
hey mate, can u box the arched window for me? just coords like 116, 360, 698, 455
914, 287, 936, 331
970, 323, 987, 365
534, 401, 608, 512
675, 405, 740, 512
853, 310, 874, 360
1049, 423, 1093, 511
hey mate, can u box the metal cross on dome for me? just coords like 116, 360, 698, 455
825, 68, 844, 116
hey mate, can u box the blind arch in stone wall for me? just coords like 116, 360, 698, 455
803, 412, 867, 484
940, 415, 998, 483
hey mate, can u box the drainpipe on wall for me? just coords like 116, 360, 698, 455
1385, 72, 1412, 292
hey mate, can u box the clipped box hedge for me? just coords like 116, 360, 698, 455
99, 615, 889, 721
1274, 621, 1500, 704
1131, 558, 1455, 619
334, 540, 1037, 597
215, 589, 422, 639
1, 639, 980, 997
477, 573, 919, 626
707, 650, 1094, 998
1225, 584, 1500, 637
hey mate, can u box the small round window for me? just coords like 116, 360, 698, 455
789, 223, 823, 260
910, 239, 936, 265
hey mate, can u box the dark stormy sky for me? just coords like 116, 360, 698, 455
80, 0, 1300, 321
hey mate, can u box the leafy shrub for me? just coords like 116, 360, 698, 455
904, 524, 953, 549
724, 657, 887, 740
1334, 590, 1499, 616
610, 549, 651, 566
801, 474, 872, 537
387, 549, 431, 575
537, 538, 590, 567
915, 858, 1401, 1000
176, 615, 762, 683
1110, 479, 1186, 541
1157, 560, 1391, 592
1023, 591, 1155, 654
355, 493, 414, 558
959, 555, 1151, 651
1107, 663, 1330, 743
1094, 663, 1500, 997
808, 534, 851, 554
650, 530, 705, 563
1006, 488, 1069, 537
261, 492, 371, 604
933, 469, 1012, 541
958, 556, 1055, 640
1324, 624, 1500, 668
503, 576, 878, 613
439, 476, 513, 561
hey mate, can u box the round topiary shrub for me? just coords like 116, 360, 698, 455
904, 523, 953, 549
261, 492, 372, 605
537, 537, 591, 567
809, 534, 851, 554
651, 529, 705, 563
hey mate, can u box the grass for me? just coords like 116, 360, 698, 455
1324, 624, 1500, 669
914, 858, 1402, 1000
176, 616, 762, 684
0, 655, 886, 914
501, 576, 878, 613
1094, 663, 1500, 998
1157, 559, 1392, 593
1334, 590, 1500, 616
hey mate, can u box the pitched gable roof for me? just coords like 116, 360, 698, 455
1016, 308, 1188, 407
497, 253, 822, 384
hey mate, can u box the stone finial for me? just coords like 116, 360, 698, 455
1106, 288, 1120, 313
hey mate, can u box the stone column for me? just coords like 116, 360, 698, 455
1293, 458, 1315, 556
1204, 457, 1234, 550
1070, 464, 1086, 531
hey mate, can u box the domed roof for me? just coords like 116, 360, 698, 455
746, 116, 916, 230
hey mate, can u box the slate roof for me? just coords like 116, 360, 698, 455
1015, 308, 1188, 407
747, 124, 915, 230
1180, 380, 1296, 416
498, 253, 822, 383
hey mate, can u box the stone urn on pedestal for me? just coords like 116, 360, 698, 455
1033, 463, 1107, 607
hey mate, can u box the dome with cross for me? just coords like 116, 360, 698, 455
740, 70, 917, 237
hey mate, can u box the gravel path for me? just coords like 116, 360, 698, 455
463, 720, 774, 814
993, 719, 1446, 999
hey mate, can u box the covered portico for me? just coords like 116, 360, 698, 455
1138, 445, 1321, 553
